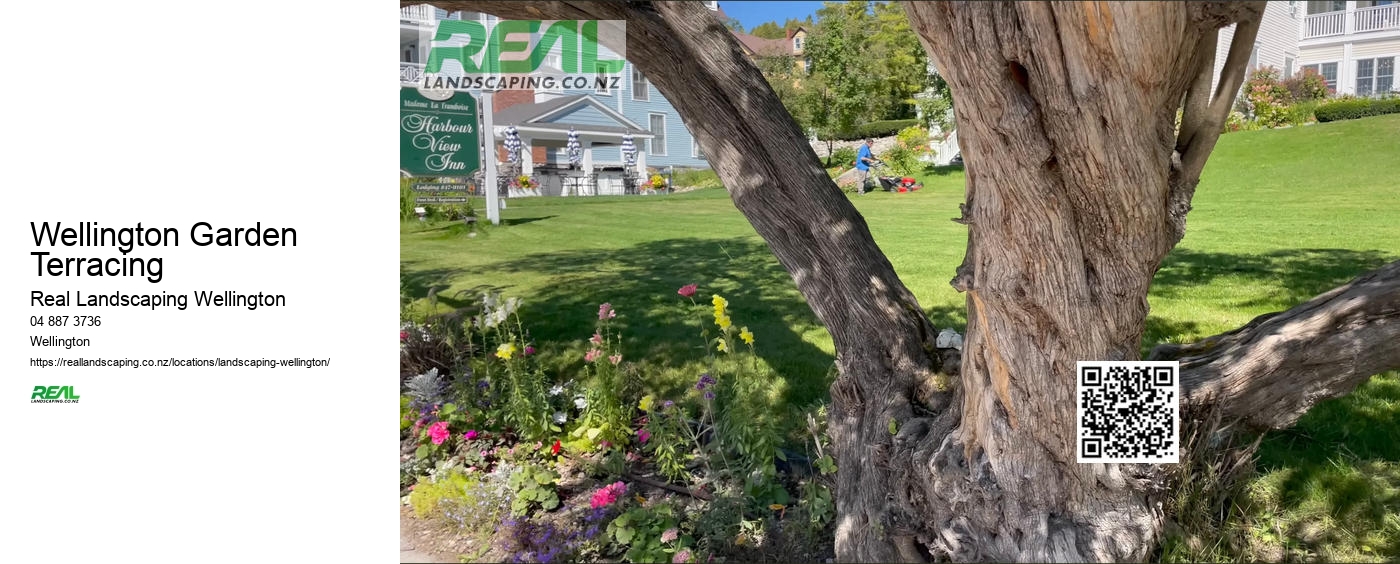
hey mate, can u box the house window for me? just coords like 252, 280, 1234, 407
804, 57, 812, 74
794, 35, 804, 51
1301, 62, 1339, 92
1284, 56, 1294, 78
649, 113, 667, 156
632, 67, 649, 101
1356, 57, 1395, 96
595, 62, 613, 95
1306, 0, 1345, 14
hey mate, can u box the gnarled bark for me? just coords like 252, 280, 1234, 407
408, 2, 1399, 562
1153, 259, 1400, 430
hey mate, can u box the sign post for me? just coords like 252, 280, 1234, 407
481, 92, 499, 225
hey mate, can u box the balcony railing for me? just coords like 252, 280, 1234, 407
1305, 5, 1400, 38
401, 5, 436, 25
1304, 11, 1345, 38
401, 62, 426, 85
1355, 4, 1400, 33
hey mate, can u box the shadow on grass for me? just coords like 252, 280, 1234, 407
502, 215, 557, 226
474, 237, 836, 409
1250, 373, 1400, 560
1153, 247, 1396, 307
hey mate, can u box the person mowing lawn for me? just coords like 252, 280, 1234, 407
855, 138, 876, 195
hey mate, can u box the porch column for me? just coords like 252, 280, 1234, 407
582, 143, 595, 196
520, 135, 534, 176
636, 144, 647, 176
1344, 1, 1356, 34
1342, 42, 1355, 95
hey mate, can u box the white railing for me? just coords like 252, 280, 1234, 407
400, 5, 436, 25
1304, 11, 1346, 38
1355, 4, 1400, 33
401, 62, 426, 85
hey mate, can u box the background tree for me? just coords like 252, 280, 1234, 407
417, 1, 1400, 561
868, 1, 928, 120
804, 1, 876, 137
748, 20, 785, 39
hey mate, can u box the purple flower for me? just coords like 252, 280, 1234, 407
663, 400, 675, 409
695, 373, 716, 391
704, 390, 715, 400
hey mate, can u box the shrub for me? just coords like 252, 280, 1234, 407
825, 119, 921, 141
1314, 97, 1400, 122
1282, 68, 1329, 102
1283, 101, 1320, 126
670, 168, 721, 190
828, 146, 857, 168
1244, 67, 1290, 128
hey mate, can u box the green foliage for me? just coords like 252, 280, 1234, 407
507, 464, 560, 516
748, 21, 786, 39
606, 503, 695, 563
1282, 67, 1330, 102
643, 399, 696, 484
1244, 67, 1291, 128
827, 119, 922, 141
670, 168, 722, 190
829, 146, 858, 168
1315, 97, 1400, 122
571, 312, 638, 450
1283, 100, 1320, 126
802, 2, 877, 140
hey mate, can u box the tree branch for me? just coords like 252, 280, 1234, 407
1151, 260, 1400, 430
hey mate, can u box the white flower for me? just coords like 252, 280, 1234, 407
549, 384, 565, 396
574, 396, 588, 409
553, 411, 568, 424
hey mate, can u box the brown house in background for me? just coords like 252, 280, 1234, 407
712, 3, 810, 74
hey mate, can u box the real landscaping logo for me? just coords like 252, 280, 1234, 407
418, 19, 627, 91
31, 385, 80, 403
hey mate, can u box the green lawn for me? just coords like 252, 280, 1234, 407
402, 114, 1400, 561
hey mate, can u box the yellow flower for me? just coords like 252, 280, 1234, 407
717, 338, 728, 353
711, 295, 728, 309
716, 315, 732, 330
638, 395, 654, 412
740, 327, 754, 345
495, 343, 517, 359
768, 503, 785, 511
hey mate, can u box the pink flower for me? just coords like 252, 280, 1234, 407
661, 527, 678, 543
585, 349, 603, 363
400, 330, 409, 341
638, 429, 651, 444
590, 481, 628, 509
599, 303, 616, 319
463, 430, 479, 441
673, 548, 692, 563
428, 421, 450, 445
480, 450, 490, 458
523, 345, 536, 356
609, 354, 622, 365
590, 333, 604, 345
677, 284, 697, 298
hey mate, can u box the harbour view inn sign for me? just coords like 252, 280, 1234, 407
400, 88, 480, 176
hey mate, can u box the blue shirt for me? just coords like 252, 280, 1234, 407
856, 145, 873, 171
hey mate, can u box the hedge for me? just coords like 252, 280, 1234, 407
826, 119, 921, 141
1314, 97, 1400, 123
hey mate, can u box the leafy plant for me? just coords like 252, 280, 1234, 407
829, 146, 858, 169
507, 463, 561, 516
606, 503, 696, 563
1282, 67, 1329, 102
1244, 67, 1291, 128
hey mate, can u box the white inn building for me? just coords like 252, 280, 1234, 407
1213, 1, 1398, 95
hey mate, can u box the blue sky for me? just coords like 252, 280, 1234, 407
718, 1, 826, 31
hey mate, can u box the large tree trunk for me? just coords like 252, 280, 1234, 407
412, 2, 1400, 561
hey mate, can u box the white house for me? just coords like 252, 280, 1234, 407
1297, 0, 1399, 95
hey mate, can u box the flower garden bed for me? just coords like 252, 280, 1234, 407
400, 286, 842, 563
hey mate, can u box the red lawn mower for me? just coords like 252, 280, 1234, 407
866, 158, 922, 193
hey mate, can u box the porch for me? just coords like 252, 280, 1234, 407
1303, 1, 1400, 39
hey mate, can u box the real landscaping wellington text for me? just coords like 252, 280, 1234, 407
28, 221, 294, 310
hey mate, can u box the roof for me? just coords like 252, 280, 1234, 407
492, 95, 651, 137
732, 32, 794, 58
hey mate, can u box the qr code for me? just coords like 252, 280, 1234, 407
1076, 361, 1179, 463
